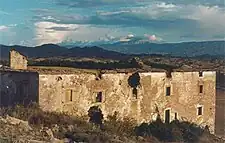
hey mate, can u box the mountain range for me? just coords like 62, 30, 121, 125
0, 40, 224, 60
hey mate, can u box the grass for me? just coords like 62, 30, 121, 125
1, 104, 223, 143
0, 104, 144, 142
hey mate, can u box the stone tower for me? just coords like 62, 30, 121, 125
10, 50, 27, 70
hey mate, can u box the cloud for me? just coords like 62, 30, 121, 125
56, 0, 142, 7
42, 16, 60, 22
34, 21, 80, 45
34, 21, 127, 45
32, 1, 225, 43
186, 5, 225, 30
46, 26, 78, 31
144, 34, 162, 41
97, 10, 131, 16
156, 2, 177, 9
0, 25, 9, 31
119, 34, 135, 42
2, 0, 225, 46
0, 10, 10, 15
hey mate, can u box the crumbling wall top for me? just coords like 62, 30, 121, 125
10, 50, 28, 70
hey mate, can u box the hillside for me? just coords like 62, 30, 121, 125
101, 40, 225, 57
1, 41, 224, 60
0, 44, 129, 60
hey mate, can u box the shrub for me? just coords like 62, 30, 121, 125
134, 118, 206, 142
104, 112, 136, 136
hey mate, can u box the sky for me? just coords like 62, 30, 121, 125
0, 0, 224, 46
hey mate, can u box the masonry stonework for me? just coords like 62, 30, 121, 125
38, 71, 216, 133
10, 50, 27, 70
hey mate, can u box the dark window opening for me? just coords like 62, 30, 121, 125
199, 85, 203, 93
197, 106, 203, 115
166, 87, 171, 96
70, 90, 73, 101
96, 92, 102, 102
132, 88, 137, 99
175, 112, 178, 120
199, 71, 203, 77
165, 109, 170, 123
56, 76, 62, 81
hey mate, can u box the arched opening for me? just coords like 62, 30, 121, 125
88, 106, 104, 126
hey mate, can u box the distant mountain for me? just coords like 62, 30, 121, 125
0, 44, 129, 60
60, 40, 225, 58
100, 40, 225, 57
0, 40, 224, 60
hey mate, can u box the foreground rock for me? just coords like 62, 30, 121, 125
0, 114, 223, 143
0, 115, 146, 143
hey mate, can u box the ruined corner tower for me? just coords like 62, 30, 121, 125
10, 50, 27, 70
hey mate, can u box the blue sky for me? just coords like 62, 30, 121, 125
0, 0, 224, 46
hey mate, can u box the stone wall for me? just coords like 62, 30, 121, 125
10, 50, 27, 70
215, 72, 225, 137
38, 71, 216, 133
0, 71, 39, 107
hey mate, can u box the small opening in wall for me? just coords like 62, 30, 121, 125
199, 85, 203, 93
175, 112, 178, 120
65, 89, 73, 102
132, 87, 137, 99
165, 109, 170, 123
70, 90, 73, 101
199, 71, 203, 77
96, 92, 102, 102
166, 87, 171, 96
197, 106, 203, 115
56, 76, 62, 81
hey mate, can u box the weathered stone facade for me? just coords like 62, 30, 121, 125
10, 50, 27, 70
38, 71, 216, 133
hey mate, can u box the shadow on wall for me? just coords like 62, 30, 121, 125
88, 106, 104, 129
0, 71, 39, 107
215, 72, 225, 137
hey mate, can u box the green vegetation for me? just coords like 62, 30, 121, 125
1, 104, 223, 143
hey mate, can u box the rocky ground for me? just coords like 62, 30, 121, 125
0, 110, 152, 143
0, 105, 224, 143
0, 115, 148, 143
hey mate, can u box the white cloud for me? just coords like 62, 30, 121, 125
0, 10, 10, 15
98, 10, 130, 16
127, 34, 134, 38
144, 34, 162, 41
42, 16, 60, 22
156, 2, 177, 9
186, 5, 225, 30
0, 25, 9, 31
119, 34, 135, 42
34, 21, 127, 45
34, 21, 80, 45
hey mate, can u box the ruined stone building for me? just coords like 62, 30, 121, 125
0, 50, 224, 137
10, 50, 28, 70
